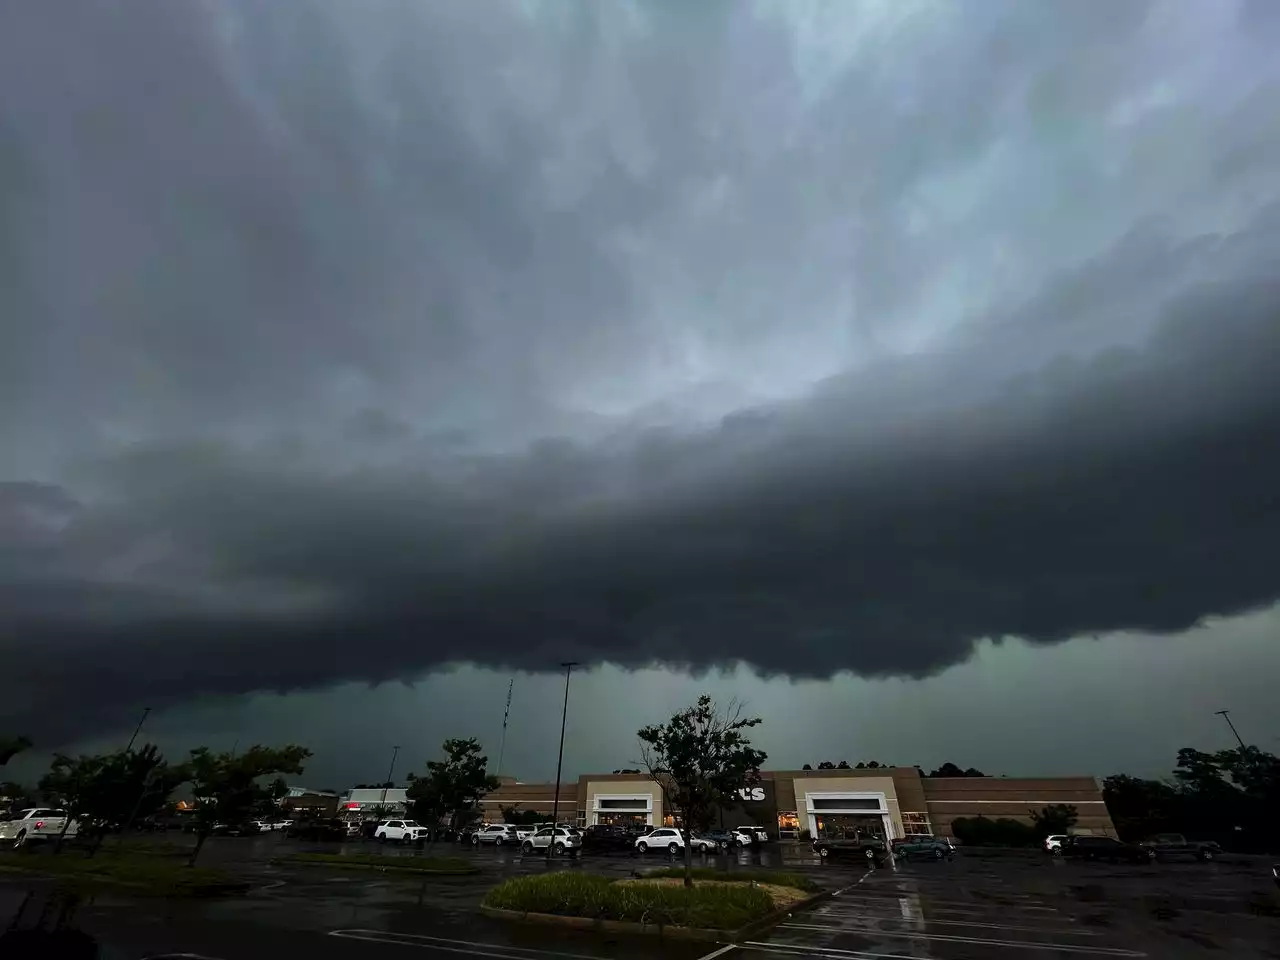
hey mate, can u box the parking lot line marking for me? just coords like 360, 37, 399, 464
782, 917, 1102, 936
328, 929, 609, 960
763, 926, 1147, 956
831, 866, 875, 897
695, 943, 740, 960
741, 941, 937, 959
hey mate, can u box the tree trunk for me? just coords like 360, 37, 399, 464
681, 819, 693, 888
188, 829, 209, 867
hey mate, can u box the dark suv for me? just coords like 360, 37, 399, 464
812, 831, 889, 864
1061, 836, 1155, 864
581, 824, 637, 854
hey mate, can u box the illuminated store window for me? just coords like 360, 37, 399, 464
901, 811, 932, 835
777, 810, 800, 838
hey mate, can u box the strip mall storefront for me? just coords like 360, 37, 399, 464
481, 768, 1115, 840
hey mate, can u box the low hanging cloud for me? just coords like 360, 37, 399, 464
2, 0, 1279, 741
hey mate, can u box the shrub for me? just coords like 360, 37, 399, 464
483, 872, 774, 930
951, 816, 1039, 847
643, 866, 818, 892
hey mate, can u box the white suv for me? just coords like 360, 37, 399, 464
473, 824, 520, 846
636, 828, 686, 854
375, 819, 428, 843
1045, 834, 1068, 854
521, 827, 582, 855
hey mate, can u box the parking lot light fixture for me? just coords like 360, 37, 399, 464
547, 662, 578, 860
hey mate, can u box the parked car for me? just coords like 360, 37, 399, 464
633, 827, 717, 854
1061, 836, 1155, 864
0, 808, 79, 848
375, 819, 429, 843
736, 825, 769, 843
1044, 834, 1069, 854
701, 829, 744, 849
521, 827, 581, 855
1141, 833, 1222, 862
211, 821, 260, 837
812, 832, 889, 863
472, 824, 520, 846
285, 818, 347, 841
581, 824, 638, 854
892, 834, 955, 861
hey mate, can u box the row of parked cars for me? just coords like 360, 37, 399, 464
465, 822, 773, 856
1044, 833, 1224, 863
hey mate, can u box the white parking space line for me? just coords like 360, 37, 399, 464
695, 944, 741, 960
328, 929, 610, 960
765, 927, 1146, 956
746, 940, 1147, 959
783, 917, 1102, 936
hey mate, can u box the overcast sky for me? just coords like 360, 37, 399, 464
2, 1, 1279, 787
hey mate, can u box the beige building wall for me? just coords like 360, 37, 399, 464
584, 778, 664, 826
790, 775, 903, 839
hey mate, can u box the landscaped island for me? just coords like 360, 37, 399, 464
482, 868, 819, 934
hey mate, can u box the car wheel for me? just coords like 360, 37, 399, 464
522, 841, 533, 854
933, 847, 944, 860
817, 846, 829, 858
637, 841, 648, 853
668, 842, 680, 855
13, 830, 27, 850
472, 835, 480, 846
896, 849, 908, 861
865, 848, 876, 861
494, 836, 502, 846
553, 842, 565, 855
1199, 848, 1213, 862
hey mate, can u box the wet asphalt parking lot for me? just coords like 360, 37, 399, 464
2, 836, 1277, 958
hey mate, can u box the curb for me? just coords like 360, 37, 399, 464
269, 857, 479, 877
479, 886, 832, 943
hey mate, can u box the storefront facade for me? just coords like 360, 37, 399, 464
480, 766, 1114, 840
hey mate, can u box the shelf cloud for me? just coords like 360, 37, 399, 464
2, 0, 1278, 742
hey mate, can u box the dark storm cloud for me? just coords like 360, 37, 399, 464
2, 1, 1279, 740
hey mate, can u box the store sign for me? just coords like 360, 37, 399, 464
736, 787, 766, 802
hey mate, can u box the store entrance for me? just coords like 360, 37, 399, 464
596, 812, 648, 829
814, 813, 887, 842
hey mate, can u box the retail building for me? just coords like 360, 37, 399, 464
479, 767, 1115, 841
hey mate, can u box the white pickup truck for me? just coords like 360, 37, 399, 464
0, 808, 79, 848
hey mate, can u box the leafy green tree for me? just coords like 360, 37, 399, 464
405, 738, 500, 837
926, 763, 987, 778
1029, 803, 1078, 838
500, 805, 545, 826
0, 736, 32, 767
186, 744, 310, 865
638, 695, 767, 888
38, 753, 109, 852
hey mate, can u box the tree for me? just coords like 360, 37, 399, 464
186, 744, 310, 865
500, 805, 544, 826
817, 761, 835, 770
801, 764, 812, 771
1029, 804, 1078, 838
0, 736, 32, 767
612, 768, 642, 775
837, 761, 851, 769
637, 695, 767, 888
926, 763, 987, 778
405, 738, 499, 837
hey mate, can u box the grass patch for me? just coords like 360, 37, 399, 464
273, 852, 478, 875
0, 851, 245, 897
642, 866, 819, 892
483, 872, 776, 930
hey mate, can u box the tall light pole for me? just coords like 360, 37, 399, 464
547, 662, 578, 860
124, 707, 151, 753
1214, 710, 1247, 750
381, 745, 401, 812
